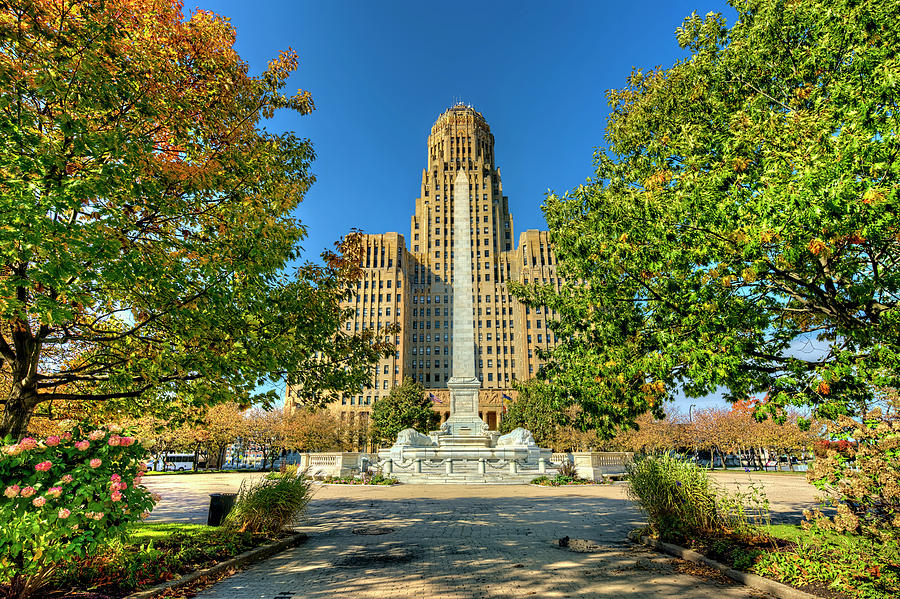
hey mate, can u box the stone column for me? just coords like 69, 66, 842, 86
443, 170, 487, 437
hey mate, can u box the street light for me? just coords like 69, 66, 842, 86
689, 404, 696, 423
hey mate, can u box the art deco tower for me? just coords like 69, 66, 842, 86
285, 105, 563, 434
408, 106, 518, 392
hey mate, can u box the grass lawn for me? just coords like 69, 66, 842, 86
127, 521, 210, 543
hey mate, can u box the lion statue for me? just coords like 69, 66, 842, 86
495, 428, 536, 447
393, 428, 435, 448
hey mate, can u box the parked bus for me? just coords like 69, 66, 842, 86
147, 453, 202, 472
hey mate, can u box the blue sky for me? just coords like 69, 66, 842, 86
190, 0, 744, 409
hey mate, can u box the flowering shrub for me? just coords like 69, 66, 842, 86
807, 410, 900, 542
0, 425, 156, 599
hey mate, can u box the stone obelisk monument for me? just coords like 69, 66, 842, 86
441, 170, 489, 438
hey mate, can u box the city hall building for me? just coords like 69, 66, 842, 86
285, 105, 562, 431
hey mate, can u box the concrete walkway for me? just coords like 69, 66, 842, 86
142, 472, 820, 599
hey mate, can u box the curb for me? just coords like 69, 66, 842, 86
124, 532, 307, 599
637, 536, 821, 599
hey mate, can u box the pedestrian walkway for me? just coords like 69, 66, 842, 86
184, 482, 782, 599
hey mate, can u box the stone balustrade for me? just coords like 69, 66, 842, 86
294, 452, 371, 478
573, 451, 634, 481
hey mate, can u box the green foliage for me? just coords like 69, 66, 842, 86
626, 454, 719, 542
498, 380, 569, 448
754, 532, 900, 599
531, 471, 597, 487
370, 378, 439, 445
0, 425, 156, 599
223, 473, 312, 534
0, 0, 393, 438
627, 454, 772, 545
513, 0, 900, 433
322, 473, 399, 485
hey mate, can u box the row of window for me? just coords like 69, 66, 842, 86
357, 279, 399, 289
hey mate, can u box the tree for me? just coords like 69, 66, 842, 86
513, 0, 900, 432
498, 379, 570, 450
0, 0, 393, 437
615, 407, 687, 454
246, 407, 288, 470
284, 408, 341, 453
201, 402, 246, 469
370, 378, 439, 446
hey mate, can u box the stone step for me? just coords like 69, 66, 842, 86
390, 472, 549, 484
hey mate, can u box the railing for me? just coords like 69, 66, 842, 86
294, 452, 370, 478
552, 452, 571, 464
572, 452, 634, 481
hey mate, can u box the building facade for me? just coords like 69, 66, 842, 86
285, 105, 562, 431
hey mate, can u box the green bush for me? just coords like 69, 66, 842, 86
626, 454, 719, 542
531, 474, 596, 486
322, 473, 398, 485
223, 473, 312, 534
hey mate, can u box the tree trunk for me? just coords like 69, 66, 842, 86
0, 386, 39, 440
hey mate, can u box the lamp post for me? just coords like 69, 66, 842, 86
689, 404, 696, 423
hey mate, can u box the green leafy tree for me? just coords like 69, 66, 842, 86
498, 379, 570, 449
370, 378, 439, 446
513, 0, 900, 432
0, 0, 393, 438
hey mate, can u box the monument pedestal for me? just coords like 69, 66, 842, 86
440, 377, 488, 437
376, 169, 552, 483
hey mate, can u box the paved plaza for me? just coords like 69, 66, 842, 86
144, 472, 821, 599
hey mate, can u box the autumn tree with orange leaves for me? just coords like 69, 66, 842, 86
0, 0, 393, 438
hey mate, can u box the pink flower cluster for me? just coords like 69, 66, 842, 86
58, 508, 71, 519
110, 473, 128, 498
61, 474, 74, 484
89, 458, 102, 468
35, 461, 53, 472
4, 485, 20, 498
45, 435, 61, 447
21, 486, 36, 498
107, 435, 136, 447
74, 440, 90, 451
32, 496, 46, 507
19, 437, 38, 451
2, 444, 23, 456
88, 430, 105, 441
85, 511, 105, 520
47, 486, 63, 498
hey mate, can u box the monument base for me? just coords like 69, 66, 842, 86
377, 425, 553, 484
440, 376, 488, 437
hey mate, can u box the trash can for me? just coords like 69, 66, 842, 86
207, 492, 237, 526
